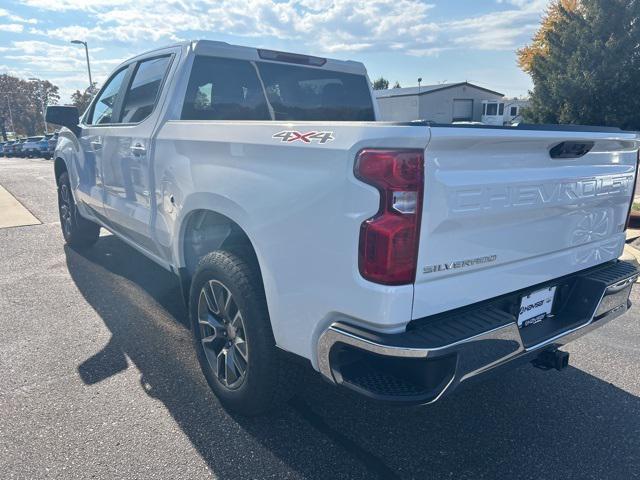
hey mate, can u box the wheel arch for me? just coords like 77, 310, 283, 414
176, 206, 268, 310
54, 157, 68, 185
180, 208, 261, 276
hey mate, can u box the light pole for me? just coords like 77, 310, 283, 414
70, 39, 93, 89
418, 77, 422, 94
29, 77, 48, 134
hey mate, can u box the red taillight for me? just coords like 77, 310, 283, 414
355, 149, 424, 285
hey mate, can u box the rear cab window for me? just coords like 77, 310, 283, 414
257, 62, 374, 121
181, 56, 270, 120
181, 55, 375, 121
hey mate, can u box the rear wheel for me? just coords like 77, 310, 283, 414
190, 250, 299, 415
57, 171, 100, 248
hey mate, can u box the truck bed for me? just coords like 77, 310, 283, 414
412, 124, 638, 319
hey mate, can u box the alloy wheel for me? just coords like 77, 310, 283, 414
59, 184, 73, 237
197, 280, 249, 390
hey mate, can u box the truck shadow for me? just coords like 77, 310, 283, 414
66, 236, 640, 479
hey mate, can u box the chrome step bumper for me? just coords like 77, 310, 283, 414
317, 260, 639, 404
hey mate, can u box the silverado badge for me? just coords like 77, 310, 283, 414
423, 255, 497, 274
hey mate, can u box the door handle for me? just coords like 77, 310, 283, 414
130, 143, 146, 157
90, 139, 102, 148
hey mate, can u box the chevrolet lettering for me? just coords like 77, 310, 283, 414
450, 175, 634, 214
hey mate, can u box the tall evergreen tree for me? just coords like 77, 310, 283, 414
519, 0, 640, 130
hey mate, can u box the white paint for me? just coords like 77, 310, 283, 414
55, 40, 640, 370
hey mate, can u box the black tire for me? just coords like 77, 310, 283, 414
57, 171, 100, 248
190, 250, 298, 415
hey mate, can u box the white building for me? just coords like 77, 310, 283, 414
374, 82, 504, 123
481, 98, 530, 126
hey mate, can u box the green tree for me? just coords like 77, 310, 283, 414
392, 81, 401, 89
521, 0, 640, 129
26, 78, 60, 135
71, 82, 98, 115
517, 0, 578, 74
372, 77, 389, 90
0, 74, 59, 136
0, 74, 21, 137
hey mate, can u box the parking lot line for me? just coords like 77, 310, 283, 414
0, 184, 41, 228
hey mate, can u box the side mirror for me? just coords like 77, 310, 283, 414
45, 106, 80, 136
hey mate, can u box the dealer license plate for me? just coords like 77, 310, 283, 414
518, 286, 556, 328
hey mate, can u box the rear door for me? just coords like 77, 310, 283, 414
101, 54, 173, 254
412, 127, 638, 319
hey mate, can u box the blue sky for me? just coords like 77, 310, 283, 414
0, 0, 550, 102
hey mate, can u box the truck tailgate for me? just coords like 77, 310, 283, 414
412, 126, 638, 320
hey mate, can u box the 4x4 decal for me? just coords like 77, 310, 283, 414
272, 130, 334, 144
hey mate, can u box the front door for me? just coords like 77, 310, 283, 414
77, 66, 130, 218
101, 55, 173, 255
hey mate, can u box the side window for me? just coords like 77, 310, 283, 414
181, 56, 270, 120
120, 56, 172, 124
88, 68, 128, 125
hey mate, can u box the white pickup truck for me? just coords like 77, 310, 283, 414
47, 40, 639, 415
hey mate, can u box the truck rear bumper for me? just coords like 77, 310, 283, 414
317, 260, 639, 404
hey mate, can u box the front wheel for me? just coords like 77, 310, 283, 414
190, 250, 299, 415
57, 171, 100, 248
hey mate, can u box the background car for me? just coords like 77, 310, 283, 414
13, 138, 27, 157
44, 133, 58, 159
22, 136, 45, 158
3, 141, 12, 157
4, 140, 17, 157
0, 142, 4, 156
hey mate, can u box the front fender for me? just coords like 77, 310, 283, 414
54, 129, 82, 189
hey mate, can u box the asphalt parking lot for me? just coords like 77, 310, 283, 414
1, 156, 639, 480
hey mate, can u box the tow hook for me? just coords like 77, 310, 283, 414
532, 349, 570, 371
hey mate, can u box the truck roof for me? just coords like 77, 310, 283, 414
118, 39, 368, 76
